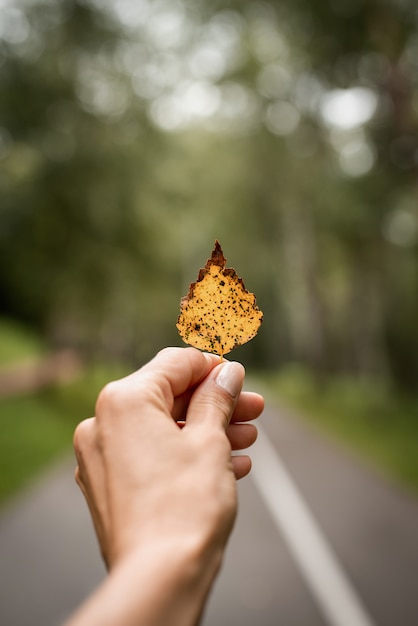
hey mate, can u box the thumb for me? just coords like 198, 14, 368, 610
185, 361, 245, 431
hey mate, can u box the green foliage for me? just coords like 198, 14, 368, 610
0, 391, 78, 504
0, 0, 417, 390
0, 317, 45, 366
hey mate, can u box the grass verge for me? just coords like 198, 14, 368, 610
259, 365, 418, 494
0, 362, 127, 506
0, 316, 130, 506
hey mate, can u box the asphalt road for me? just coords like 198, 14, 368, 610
1, 402, 418, 626
204, 406, 418, 626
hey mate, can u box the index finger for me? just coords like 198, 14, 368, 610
136, 347, 220, 406
95, 347, 220, 422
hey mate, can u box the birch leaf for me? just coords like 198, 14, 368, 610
176, 241, 263, 358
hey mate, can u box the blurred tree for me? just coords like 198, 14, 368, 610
0, 0, 417, 390
202, 0, 418, 388
0, 0, 177, 361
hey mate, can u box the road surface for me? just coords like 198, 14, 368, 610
1, 402, 418, 626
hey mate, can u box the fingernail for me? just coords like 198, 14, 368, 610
215, 362, 244, 398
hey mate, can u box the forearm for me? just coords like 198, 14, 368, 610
64, 537, 224, 626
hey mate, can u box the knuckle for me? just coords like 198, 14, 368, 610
74, 465, 83, 487
211, 393, 235, 428
192, 393, 235, 434
73, 417, 96, 463
156, 346, 178, 358
73, 419, 89, 453
95, 380, 126, 417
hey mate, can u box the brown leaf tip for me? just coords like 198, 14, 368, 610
209, 240, 227, 269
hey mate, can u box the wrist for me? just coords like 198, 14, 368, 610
123, 534, 224, 620
109, 536, 223, 626
66, 534, 224, 626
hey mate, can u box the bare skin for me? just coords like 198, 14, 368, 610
66, 347, 264, 626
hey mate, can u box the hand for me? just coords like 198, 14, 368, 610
69, 347, 263, 626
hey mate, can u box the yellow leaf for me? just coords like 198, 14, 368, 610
176, 241, 263, 358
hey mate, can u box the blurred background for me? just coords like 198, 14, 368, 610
1, 0, 418, 521
1, 1, 418, 624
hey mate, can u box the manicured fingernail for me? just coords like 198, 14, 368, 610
216, 362, 244, 398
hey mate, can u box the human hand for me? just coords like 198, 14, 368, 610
73, 347, 264, 572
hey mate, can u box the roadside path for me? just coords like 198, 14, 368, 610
1, 402, 418, 625
0, 351, 82, 398
0, 457, 104, 626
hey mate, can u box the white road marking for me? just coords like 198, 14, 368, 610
250, 424, 377, 626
